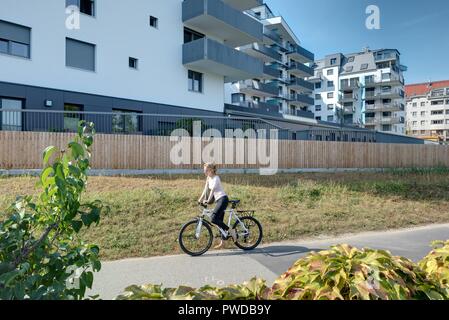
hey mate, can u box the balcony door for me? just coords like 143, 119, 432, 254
1, 98, 23, 131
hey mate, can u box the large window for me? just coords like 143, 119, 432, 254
66, 38, 96, 71
66, 0, 95, 16
64, 104, 83, 132
112, 110, 141, 134
184, 28, 204, 44
0, 20, 31, 59
188, 70, 203, 93
1, 98, 23, 131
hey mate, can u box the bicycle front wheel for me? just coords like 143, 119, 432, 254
233, 216, 263, 251
179, 219, 213, 256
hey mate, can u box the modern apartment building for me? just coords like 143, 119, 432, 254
405, 80, 449, 142
310, 48, 407, 134
225, 4, 315, 120
0, 0, 275, 132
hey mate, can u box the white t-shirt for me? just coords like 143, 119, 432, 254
207, 175, 227, 201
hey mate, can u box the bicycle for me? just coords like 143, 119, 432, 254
178, 200, 263, 256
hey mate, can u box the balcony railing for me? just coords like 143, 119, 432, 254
182, 0, 263, 47
288, 94, 314, 106
365, 117, 405, 125
340, 81, 360, 91
239, 43, 282, 62
286, 44, 314, 63
288, 78, 315, 92
287, 62, 314, 77
183, 38, 263, 82
0, 109, 283, 138
365, 103, 404, 112
239, 80, 278, 96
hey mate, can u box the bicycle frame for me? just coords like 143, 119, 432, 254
196, 206, 249, 239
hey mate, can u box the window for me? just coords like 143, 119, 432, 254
421, 102, 426, 107
315, 94, 321, 100
149, 16, 158, 28
330, 58, 337, 65
66, 0, 95, 17
0, 20, 31, 58
327, 81, 334, 88
64, 104, 83, 132
413, 102, 417, 107
360, 63, 368, 70
421, 121, 426, 126
432, 120, 444, 125
381, 73, 391, 80
327, 69, 334, 76
431, 100, 444, 105
188, 70, 203, 93
345, 66, 353, 72
112, 110, 141, 134
421, 111, 426, 116
315, 105, 321, 112
129, 57, 138, 69
315, 117, 322, 121
431, 110, 444, 115
315, 82, 322, 89
347, 56, 355, 63
327, 104, 334, 110
232, 93, 245, 104
66, 38, 96, 71
0, 98, 23, 131
184, 28, 204, 43
382, 125, 392, 131
412, 112, 417, 117
412, 121, 418, 126
327, 92, 334, 99
327, 115, 334, 122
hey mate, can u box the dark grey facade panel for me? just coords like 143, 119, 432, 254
0, 20, 31, 44
66, 38, 96, 71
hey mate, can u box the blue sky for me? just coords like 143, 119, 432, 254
266, 0, 449, 84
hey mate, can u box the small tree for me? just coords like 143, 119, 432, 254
0, 122, 106, 300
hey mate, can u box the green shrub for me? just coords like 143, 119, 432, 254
269, 244, 446, 300
116, 278, 268, 300
420, 240, 449, 292
0, 122, 106, 300
116, 243, 449, 301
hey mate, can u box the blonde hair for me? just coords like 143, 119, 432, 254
204, 162, 218, 175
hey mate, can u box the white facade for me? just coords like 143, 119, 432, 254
0, 0, 268, 113
225, 4, 315, 120
310, 49, 407, 134
406, 84, 449, 142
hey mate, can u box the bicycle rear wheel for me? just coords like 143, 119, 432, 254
233, 216, 263, 251
179, 219, 213, 256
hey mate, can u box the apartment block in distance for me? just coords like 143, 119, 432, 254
225, 4, 316, 120
310, 48, 407, 134
0, 0, 274, 133
405, 80, 449, 143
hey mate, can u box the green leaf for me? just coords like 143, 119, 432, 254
69, 142, 85, 159
71, 220, 83, 233
40, 167, 54, 187
43, 146, 57, 164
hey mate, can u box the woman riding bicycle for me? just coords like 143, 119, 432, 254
198, 163, 237, 249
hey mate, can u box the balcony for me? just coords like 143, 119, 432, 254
339, 93, 359, 103
261, 65, 279, 80
288, 78, 314, 93
287, 62, 314, 77
222, 0, 262, 11
374, 52, 398, 63
227, 101, 280, 117
339, 81, 360, 91
262, 28, 283, 46
286, 44, 314, 63
239, 43, 281, 63
428, 88, 449, 100
365, 103, 404, 113
343, 106, 356, 114
288, 94, 314, 106
182, 0, 263, 47
365, 117, 405, 125
364, 76, 404, 88
183, 38, 263, 82
374, 89, 404, 100
239, 80, 278, 97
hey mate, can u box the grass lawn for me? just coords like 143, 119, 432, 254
1, 170, 449, 261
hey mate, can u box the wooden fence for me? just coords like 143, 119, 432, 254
1, 131, 449, 170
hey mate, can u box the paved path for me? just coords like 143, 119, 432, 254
90, 224, 449, 300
